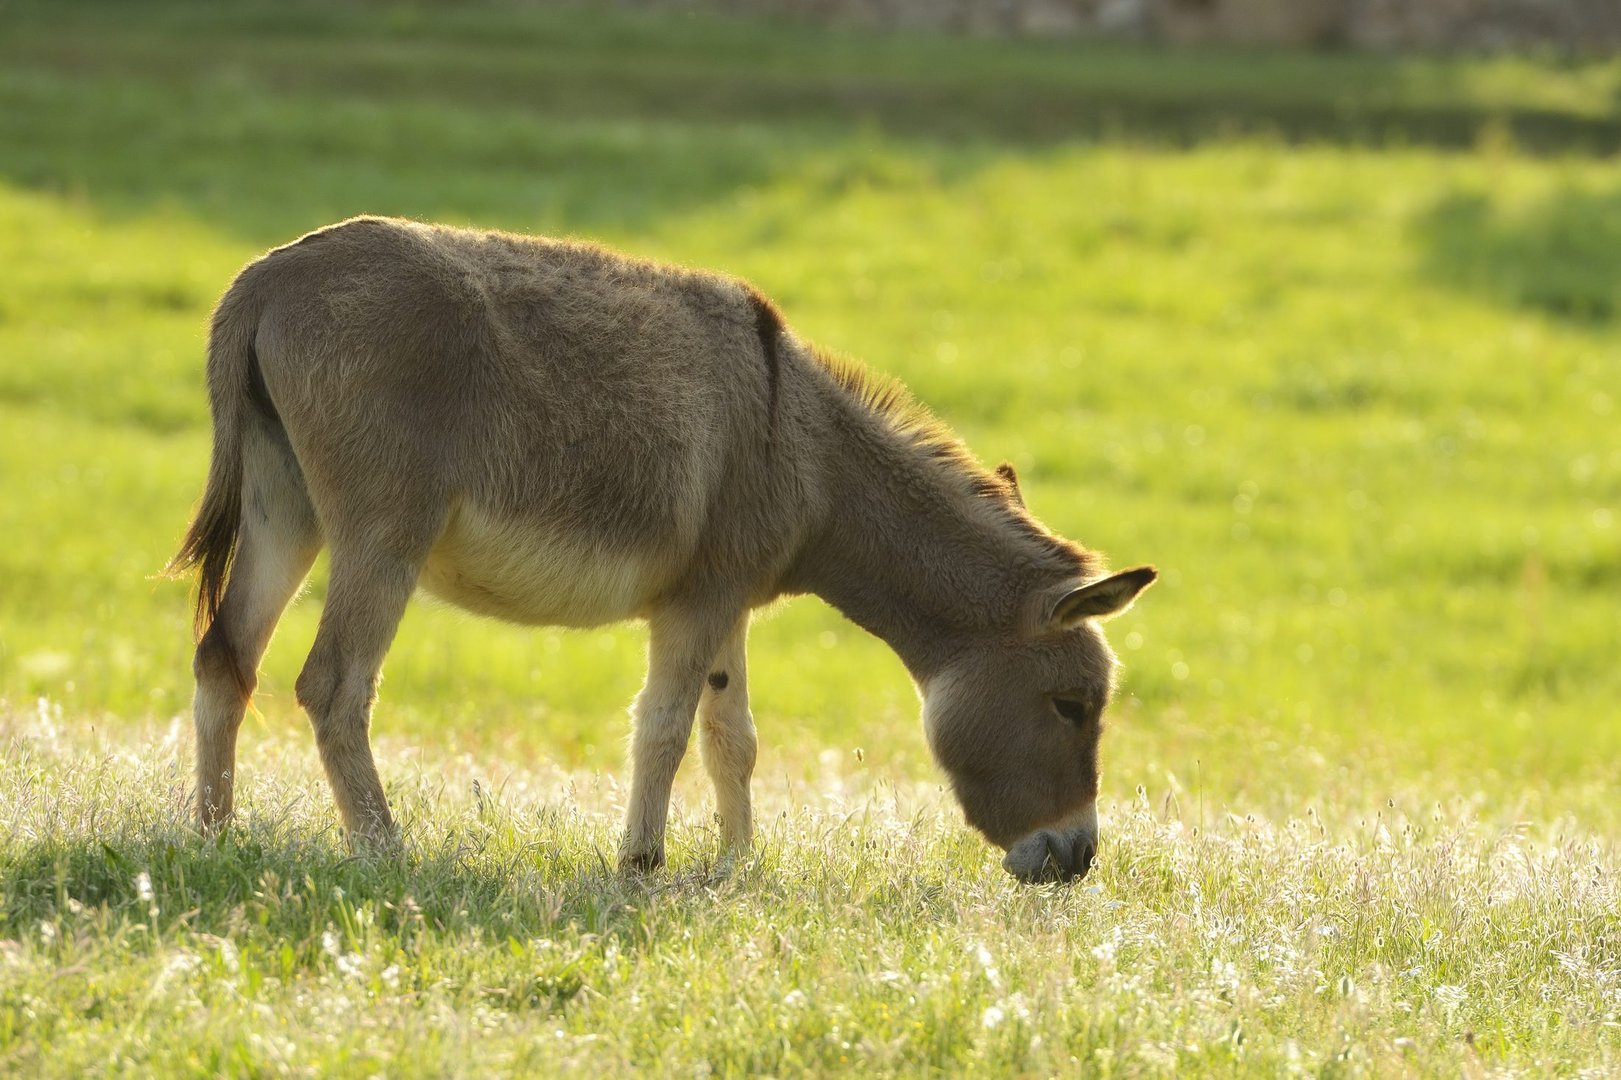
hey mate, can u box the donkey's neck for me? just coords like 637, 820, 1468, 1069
786, 391, 1078, 681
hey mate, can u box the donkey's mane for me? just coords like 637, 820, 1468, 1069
812, 347, 1095, 573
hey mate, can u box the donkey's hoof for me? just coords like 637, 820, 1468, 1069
347, 825, 404, 857
195, 813, 232, 839
618, 848, 665, 874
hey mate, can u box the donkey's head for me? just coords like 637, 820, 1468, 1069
921, 565, 1156, 884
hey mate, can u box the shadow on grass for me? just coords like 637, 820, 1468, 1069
0, 822, 745, 966
1417, 186, 1621, 324
1, 0, 1618, 248
0, 814, 975, 1016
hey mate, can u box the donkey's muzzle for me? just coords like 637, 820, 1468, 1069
1001, 825, 1097, 884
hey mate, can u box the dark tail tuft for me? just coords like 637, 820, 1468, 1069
165, 291, 257, 639
164, 480, 242, 639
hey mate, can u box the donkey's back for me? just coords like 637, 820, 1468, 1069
264, 222, 783, 534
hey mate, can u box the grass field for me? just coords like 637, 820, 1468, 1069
1, 1, 1618, 1074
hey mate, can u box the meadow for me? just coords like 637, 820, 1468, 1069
1, 1, 1618, 1073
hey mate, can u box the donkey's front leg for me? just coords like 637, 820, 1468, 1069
698, 617, 756, 855
619, 604, 738, 872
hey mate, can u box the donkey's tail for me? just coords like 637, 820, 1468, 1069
165, 289, 260, 639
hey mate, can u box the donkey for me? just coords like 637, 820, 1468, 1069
168, 216, 1154, 883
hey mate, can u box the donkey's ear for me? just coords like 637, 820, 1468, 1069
995, 462, 1024, 507
1050, 566, 1158, 628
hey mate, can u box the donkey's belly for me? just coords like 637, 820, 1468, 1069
418, 504, 679, 628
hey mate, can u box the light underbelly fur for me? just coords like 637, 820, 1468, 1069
417, 501, 680, 627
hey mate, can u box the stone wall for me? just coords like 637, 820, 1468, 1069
617, 0, 1621, 50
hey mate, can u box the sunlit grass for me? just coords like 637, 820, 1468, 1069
2, 710, 1616, 1075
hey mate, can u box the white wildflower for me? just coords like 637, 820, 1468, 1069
152, 950, 203, 992
135, 872, 154, 902
321, 929, 342, 958
1092, 937, 1118, 963
981, 1004, 1006, 1029
783, 989, 806, 1008
974, 943, 1001, 988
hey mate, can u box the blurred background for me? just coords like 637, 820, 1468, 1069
1, 0, 1617, 824
633, 0, 1621, 51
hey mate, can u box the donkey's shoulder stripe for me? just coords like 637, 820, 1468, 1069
747, 289, 784, 433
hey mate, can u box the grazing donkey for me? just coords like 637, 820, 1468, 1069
169, 217, 1155, 883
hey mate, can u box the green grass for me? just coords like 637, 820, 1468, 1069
3, 720, 1617, 1075
1, 1, 1618, 1074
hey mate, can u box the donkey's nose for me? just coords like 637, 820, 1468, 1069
1002, 830, 1053, 882
1001, 816, 1099, 884
1003, 828, 1083, 883
1068, 831, 1097, 881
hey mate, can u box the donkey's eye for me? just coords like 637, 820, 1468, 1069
1052, 697, 1094, 726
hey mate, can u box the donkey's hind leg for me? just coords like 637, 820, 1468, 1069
193, 422, 321, 831
698, 617, 756, 855
294, 529, 440, 848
